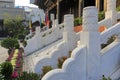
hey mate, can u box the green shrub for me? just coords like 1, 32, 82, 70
1, 38, 19, 49
74, 17, 82, 26
41, 66, 52, 78
101, 35, 116, 49
116, 6, 120, 12
1, 62, 13, 79
0, 65, 4, 80
98, 11, 105, 21
58, 56, 68, 68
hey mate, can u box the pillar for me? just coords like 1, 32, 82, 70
56, 0, 59, 20
52, 19, 58, 28
63, 14, 74, 42
78, 0, 82, 17
96, 0, 100, 11
80, 6, 101, 80
104, 0, 107, 11
63, 14, 76, 50
107, 0, 116, 11
105, 0, 117, 25
50, 14, 55, 21
50, 14, 55, 28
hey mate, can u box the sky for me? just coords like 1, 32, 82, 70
15, 0, 38, 7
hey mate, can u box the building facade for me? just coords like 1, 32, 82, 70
31, 0, 120, 23
0, 0, 25, 37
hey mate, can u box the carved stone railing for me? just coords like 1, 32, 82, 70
34, 15, 79, 74
100, 23, 120, 44
25, 22, 64, 54
98, 18, 111, 28
41, 45, 87, 80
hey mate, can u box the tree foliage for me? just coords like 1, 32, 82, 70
74, 17, 82, 26
1, 38, 19, 49
4, 15, 26, 38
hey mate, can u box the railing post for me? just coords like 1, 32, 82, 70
80, 6, 101, 80
63, 14, 76, 50
115, 34, 120, 42
105, 0, 117, 25
63, 14, 74, 43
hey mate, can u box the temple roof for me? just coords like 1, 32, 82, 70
34, 0, 57, 11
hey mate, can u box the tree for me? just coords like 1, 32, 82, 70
1, 38, 19, 49
1, 62, 13, 79
1, 38, 19, 55
4, 15, 27, 38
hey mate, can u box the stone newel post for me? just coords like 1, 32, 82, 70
63, 14, 76, 50
80, 6, 101, 80
63, 15, 74, 41
106, 0, 117, 25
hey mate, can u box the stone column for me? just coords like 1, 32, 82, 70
63, 14, 74, 42
50, 14, 55, 21
105, 0, 117, 25
96, 0, 100, 11
63, 14, 76, 50
78, 0, 82, 17
50, 13, 55, 28
57, 0, 59, 19
107, 0, 116, 11
53, 19, 58, 28
80, 6, 101, 80
104, 0, 107, 11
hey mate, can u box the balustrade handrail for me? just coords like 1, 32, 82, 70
40, 22, 64, 37
100, 23, 120, 43
98, 18, 111, 28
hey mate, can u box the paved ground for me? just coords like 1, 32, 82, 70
0, 45, 8, 64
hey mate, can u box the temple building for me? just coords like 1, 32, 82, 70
31, 0, 120, 23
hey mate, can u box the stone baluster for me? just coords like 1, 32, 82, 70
105, 0, 117, 25
80, 6, 101, 80
63, 14, 74, 42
